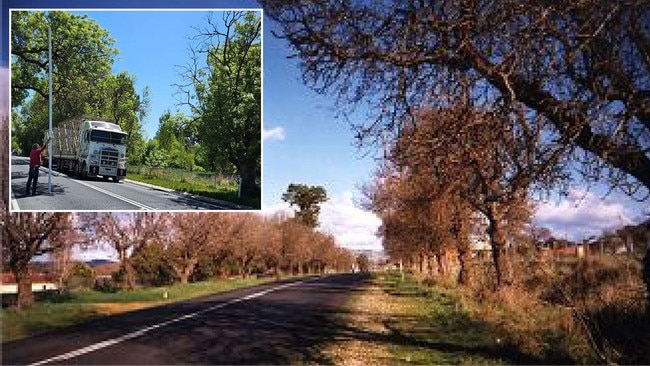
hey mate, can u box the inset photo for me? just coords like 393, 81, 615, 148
9, 9, 261, 211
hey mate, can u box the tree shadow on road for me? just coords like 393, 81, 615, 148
121, 274, 565, 365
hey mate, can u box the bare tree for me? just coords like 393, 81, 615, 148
164, 213, 207, 284
263, 0, 650, 194
95, 213, 163, 290
226, 214, 265, 278
392, 106, 537, 286
1, 213, 85, 308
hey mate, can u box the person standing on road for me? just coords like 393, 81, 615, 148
26, 136, 51, 196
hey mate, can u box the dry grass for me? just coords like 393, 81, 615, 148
326, 273, 512, 365
92, 302, 163, 316
463, 254, 649, 364
323, 285, 391, 365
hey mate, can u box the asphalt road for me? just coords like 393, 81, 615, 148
10, 156, 240, 210
2, 273, 371, 365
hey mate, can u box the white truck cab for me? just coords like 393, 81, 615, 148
77, 120, 128, 181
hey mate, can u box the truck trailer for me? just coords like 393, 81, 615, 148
45, 115, 128, 181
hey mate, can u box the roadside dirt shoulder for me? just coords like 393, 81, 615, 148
322, 280, 397, 365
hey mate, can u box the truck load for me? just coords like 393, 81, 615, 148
45, 114, 128, 182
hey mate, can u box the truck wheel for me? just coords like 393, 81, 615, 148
81, 162, 88, 179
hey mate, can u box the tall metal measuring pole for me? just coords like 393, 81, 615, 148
48, 26, 52, 194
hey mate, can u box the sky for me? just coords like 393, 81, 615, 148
3, 0, 649, 258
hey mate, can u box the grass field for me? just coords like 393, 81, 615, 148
126, 166, 260, 209
0, 277, 269, 342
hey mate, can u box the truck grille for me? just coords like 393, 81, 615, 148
100, 150, 119, 166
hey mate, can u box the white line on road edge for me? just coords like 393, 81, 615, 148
27, 279, 308, 366
11, 195, 20, 211
75, 180, 156, 210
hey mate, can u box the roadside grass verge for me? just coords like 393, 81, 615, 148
334, 271, 582, 365
374, 271, 511, 365
126, 166, 260, 209
62, 277, 268, 303
1, 277, 269, 342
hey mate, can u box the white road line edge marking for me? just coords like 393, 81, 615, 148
27, 279, 309, 366
75, 180, 155, 210
11, 197, 20, 210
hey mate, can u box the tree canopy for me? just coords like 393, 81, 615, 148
11, 11, 148, 158
282, 183, 328, 228
263, 0, 650, 196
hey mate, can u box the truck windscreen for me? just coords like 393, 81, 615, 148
90, 130, 128, 145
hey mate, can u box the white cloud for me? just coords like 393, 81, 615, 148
534, 188, 641, 241
263, 126, 286, 141
318, 191, 383, 251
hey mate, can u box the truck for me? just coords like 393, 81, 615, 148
45, 115, 128, 182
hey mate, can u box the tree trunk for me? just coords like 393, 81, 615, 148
238, 164, 258, 198
275, 264, 282, 280
124, 259, 137, 290
426, 254, 435, 279
457, 243, 473, 286
119, 249, 136, 291
180, 263, 195, 284
486, 212, 510, 287
14, 266, 34, 309
418, 252, 425, 275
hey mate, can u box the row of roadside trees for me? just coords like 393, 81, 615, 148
1, 211, 353, 309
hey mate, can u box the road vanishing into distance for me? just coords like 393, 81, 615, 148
10, 156, 240, 211
2, 274, 370, 365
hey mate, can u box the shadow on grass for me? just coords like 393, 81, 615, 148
377, 274, 578, 365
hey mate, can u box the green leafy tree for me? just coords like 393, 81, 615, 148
11, 11, 117, 118
10, 110, 26, 155
11, 12, 148, 161
178, 11, 261, 197
155, 111, 197, 170
89, 72, 150, 159
282, 183, 328, 228
12, 92, 51, 155
65, 261, 95, 290
143, 139, 169, 168
131, 242, 175, 287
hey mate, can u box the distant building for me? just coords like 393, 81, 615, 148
0, 271, 58, 296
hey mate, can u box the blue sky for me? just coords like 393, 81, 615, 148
3, 0, 649, 255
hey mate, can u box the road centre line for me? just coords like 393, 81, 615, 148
74, 180, 155, 210
27, 279, 308, 366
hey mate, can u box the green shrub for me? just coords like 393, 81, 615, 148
65, 262, 94, 290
